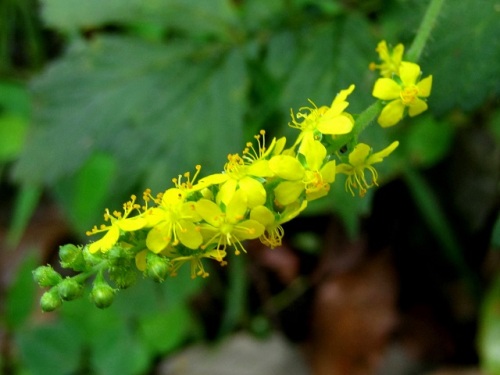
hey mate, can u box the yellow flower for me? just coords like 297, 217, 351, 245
289, 85, 355, 151
369, 40, 405, 78
372, 61, 433, 127
250, 200, 307, 248
271, 140, 336, 205
336, 141, 399, 196
145, 188, 203, 253
86, 195, 147, 253
195, 190, 265, 256
170, 249, 228, 279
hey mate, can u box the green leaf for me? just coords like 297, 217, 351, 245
491, 214, 500, 250
0, 80, 31, 115
138, 305, 194, 355
13, 36, 246, 197
403, 114, 455, 168
54, 152, 117, 233
5, 251, 39, 329
41, 0, 239, 39
0, 113, 28, 162
422, 0, 500, 114
16, 321, 83, 375
7, 184, 42, 246
480, 274, 500, 375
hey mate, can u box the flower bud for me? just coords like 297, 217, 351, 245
83, 245, 104, 266
145, 252, 170, 282
90, 283, 115, 309
108, 266, 137, 289
57, 278, 83, 301
40, 289, 62, 312
59, 244, 86, 271
32, 265, 62, 287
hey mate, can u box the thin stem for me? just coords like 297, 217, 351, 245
406, 0, 446, 62
352, 100, 383, 137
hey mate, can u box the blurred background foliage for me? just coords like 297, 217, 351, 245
0, 0, 499, 374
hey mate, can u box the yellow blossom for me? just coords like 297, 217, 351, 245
369, 40, 405, 77
372, 61, 433, 127
86, 195, 147, 253
336, 141, 399, 196
145, 188, 203, 253
289, 85, 355, 151
271, 140, 336, 205
250, 200, 307, 248
195, 190, 265, 256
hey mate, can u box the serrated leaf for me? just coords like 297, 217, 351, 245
41, 0, 239, 39
5, 251, 39, 329
480, 274, 500, 375
422, 0, 500, 114
138, 305, 194, 355
13, 36, 246, 198
16, 321, 84, 375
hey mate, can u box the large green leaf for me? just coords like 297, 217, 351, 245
41, 0, 239, 39
13, 36, 247, 197
422, 0, 500, 114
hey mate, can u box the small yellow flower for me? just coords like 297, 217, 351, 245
195, 190, 265, 256
145, 188, 203, 253
289, 85, 355, 151
250, 200, 307, 248
86, 196, 147, 253
369, 40, 405, 78
372, 61, 433, 127
336, 141, 399, 196
272, 140, 336, 205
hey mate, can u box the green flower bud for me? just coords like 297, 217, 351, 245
83, 245, 104, 266
40, 289, 62, 312
32, 265, 63, 287
90, 283, 115, 309
145, 252, 170, 282
57, 278, 83, 301
108, 266, 137, 289
59, 244, 86, 271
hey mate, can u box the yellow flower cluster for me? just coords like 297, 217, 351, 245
370, 40, 433, 127
83, 40, 430, 281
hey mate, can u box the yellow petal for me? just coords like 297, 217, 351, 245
372, 78, 401, 100
195, 199, 222, 227
233, 220, 265, 240
335, 163, 354, 175
269, 155, 304, 180
178, 220, 203, 249
330, 84, 355, 113
367, 141, 399, 164
135, 250, 148, 271
317, 114, 353, 135
162, 188, 185, 206
417, 75, 432, 97
198, 173, 228, 186
146, 223, 170, 253
118, 216, 147, 231
320, 160, 336, 183
239, 176, 266, 208
250, 205, 275, 227
349, 143, 371, 166
377, 99, 405, 127
89, 225, 120, 253
217, 178, 237, 206
399, 62, 420, 86
274, 181, 304, 206
226, 189, 248, 221
246, 159, 273, 177
300, 139, 326, 170
408, 98, 428, 117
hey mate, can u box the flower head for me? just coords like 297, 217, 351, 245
86, 195, 147, 253
372, 62, 433, 127
336, 141, 399, 196
289, 85, 355, 151
195, 190, 265, 256
145, 188, 203, 253
369, 40, 405, 78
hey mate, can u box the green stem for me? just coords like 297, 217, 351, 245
353, 100, 383, 137
406, 0, 446, 62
